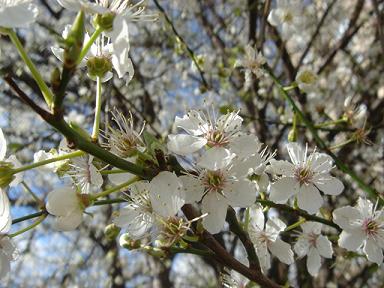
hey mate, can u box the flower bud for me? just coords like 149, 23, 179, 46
0, 162, 15, 188
64, 10, 85, 68
104, 224, 121, 241
93, 13, 115, 31
288, 128, 297, 142
86, 56, 112, 78
119, 233, 141, 250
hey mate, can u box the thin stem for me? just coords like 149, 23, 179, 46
169, 246, 215, 257
21, 181, 41, 203
100, 169, 126, 175
12, 150, 85, 174
285, 218, 306, 232
283, 82, 298, 91
76, 27, 103, 65
9, 214, 47, 238
92, 176, 140, 199
92, 76, 103, 141
315, 118, 347, 128
256, 199, 341, 231
12, 211, 46, 225
7, 30, 54, 107
329, 138, 355, 150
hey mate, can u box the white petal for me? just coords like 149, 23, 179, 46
197, 147, 235, 171
286, 142, 305, 166
0, 190, 11, 234
266, 217, 286, 241
267, 9, 280, 27
0, 2, 38, 28
108, 171, 135, 185
167, 134, 207, 156
356, 197, 374, 219
301, 221, 322, 234
223, 180, 256, 207
307, 248, 321, 277
338, 230, 365, 251
310, 153, 333, 173
316, 235, 333, 258
294, 237, 310, 257
175, 111, 207, 136
256, 242, 271, 273
0, 253, 10, 281
46, 187, 79, 217
55, 211, 83, 231
269, 177, 299, 203
51, 47, 64, 63
268, 160, 295, 176
149, 171, 184, 218
248, 204, 264, 231
202, 192, 228, 234
7, 155, 23, 187
229, 134, 261, 158
315, 176, 344, 196
179, 175, 205, 204
332, 206, 362, 230
364, 238, 383, 265
217, 112, 243, 133
89, 164, 103, 190
269, 238, 294, 265
297, 184, 323, 214
0, 128, 6, 161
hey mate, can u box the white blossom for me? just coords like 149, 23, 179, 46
114, 172, 185, 240
0, 128, 23, 187
168, 109, 261, 158
267, 0, 303, 39
295, 70, 317, 93
333, 197, 384, 265
248, 204, 294, 273
0, 236, 18, 281
0, 0, 38, 28
234, 44, 266, 90
294, 222, 333, 276
46, 186, 85, 231
180, 147, 257, 234
269, 143, 344, 214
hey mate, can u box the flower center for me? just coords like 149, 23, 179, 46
294, 166, 314, 186
202, 170, 226, 193
206, 130, 229, 147
307, 232, 318, 247
298, 71, 316, 84
362, 218, 379, 237
282, 11, 293, 23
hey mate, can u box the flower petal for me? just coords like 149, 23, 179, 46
364, 238, 383, 265
286, 142, 305, 166
294, 237, 310, 258
338, 230, 365, 251
175, 111, 207, 136
301, 221, 322, 234
202, 192, 228, 234
197, 147, 235, 171
315, 176, 344, 196
0, 2, 38, 28
307, 247, 321, 277
316, 235, 333, 258
46, 187, 79, 217
167, 134, 207, 155
179, 175, 205, 204
223, 180, 256, 207
248, 204, 264, 231
332, 206, 362, 231
229, 134, 261, 158
266, 217, 286, 241
268, 160, 295, 176
269, 238, 294, 265
269, 177, 299, 204
297, 184, 323, 214
255, 242, 270, 273
55, 211, 83, 231
0, 128, 6, 161
149, 171, 184, 218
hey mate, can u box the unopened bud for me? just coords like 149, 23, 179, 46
104, 223, 121, 241
86, 56, 112, 78
288, 129, 297, 142
93, 13, 115, 31
64, 10, 85, 68
119, 233, 141, 250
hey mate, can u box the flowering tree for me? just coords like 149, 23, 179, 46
0, 0, 383, 287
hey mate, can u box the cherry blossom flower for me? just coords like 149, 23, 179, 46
0, 0, 38, 28
294, 222, 333, 276
234, 44, 266, 90
46, 186, 86, 231
267, 0, 303, 39
113, 172, 185, 240
180, 147, 257, 234
0, 236, 18, 281
67, 155, 103, 193
167, 109, 261, 158
269, 143, 344, 214
248, 204, 294, 273
295, 69, 317, 93
333, 197, 384, 265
